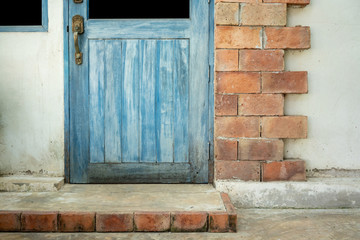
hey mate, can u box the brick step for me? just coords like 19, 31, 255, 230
0, 185, 236, 233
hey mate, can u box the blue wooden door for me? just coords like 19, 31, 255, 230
69, 1, 210, 183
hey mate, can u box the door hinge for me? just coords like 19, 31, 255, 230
208, 141, 211, 161
67, 25, 69, 32
208, 65, 211, 83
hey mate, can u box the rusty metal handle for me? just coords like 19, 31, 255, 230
72, 15, 84, 65
74, 31, 82, 65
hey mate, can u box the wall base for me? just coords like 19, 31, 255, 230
0, 176, 64, 192
215, 177, 360, 209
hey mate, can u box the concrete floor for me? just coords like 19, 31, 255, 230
0, 184, 225, 212
1, 209, 359, 239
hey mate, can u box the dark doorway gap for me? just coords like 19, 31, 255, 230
0, 1, 42, 26
89, 0, 189, 19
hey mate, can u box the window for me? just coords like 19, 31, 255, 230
89, 0, 189, 19
0, 0, 48, 32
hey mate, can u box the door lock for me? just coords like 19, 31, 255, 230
72, 15, 84, 65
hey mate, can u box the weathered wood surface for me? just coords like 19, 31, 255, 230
88, 39, 190, 164
88, 163, 192, 183
69, 0, 210, 183
87, 20, 191, 39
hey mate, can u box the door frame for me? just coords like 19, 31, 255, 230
63, 0, 215, 183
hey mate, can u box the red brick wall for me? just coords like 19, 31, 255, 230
214, 0, 310, 182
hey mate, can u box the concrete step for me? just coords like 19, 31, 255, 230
0, 184, 236, 233
216, 177, 360, 208
0, 176, 64, 192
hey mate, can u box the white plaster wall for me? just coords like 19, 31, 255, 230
0, 0, 64, 176
285, 0, 360, 170
0, 0, 359, 178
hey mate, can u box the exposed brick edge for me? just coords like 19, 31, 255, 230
215, 0, 310, 183
0, 206, 237, 233
220, 193, 237, 232
262, 159, 307, 182
262, 0, 310, 6
216, 0, 310, 5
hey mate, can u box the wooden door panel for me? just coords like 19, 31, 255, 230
69, 0, 210, 183
88, 39, 190, 164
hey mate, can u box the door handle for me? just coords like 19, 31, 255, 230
72, 15, 84, 65
74, 32, 82, 65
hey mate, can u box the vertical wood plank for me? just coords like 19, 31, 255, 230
140, 40, 157, 162
89, 40, 105, 163
104, 40, 122, 163
69, 0, 90, 183
189, 0, 210, 182
156, 40, 174, 162
122, 40, 141, 162
156, 40, 175, 163
208, 0, 215, 183
174, 40, 190, 163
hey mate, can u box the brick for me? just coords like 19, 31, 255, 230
215, 3, 239, 25
239, 139, 284, 160
262, 159, 306, 181
240, 3, 287, 26
96, 213, 133, 232
262, 72, 308, 94
265, 27, 311, 49
215, 139, 238, 160
215, 50, 238, 71
216, 0, 259, 3
215, 26, 262, 49
216, 160, 260, 181
220, 193, 236, 214
59, 212, 95, 232
134, 212, 170, 232
238, 94, 284, 116
209, 213, 230, 233
0, 211, 21, 231
171, 212, 208, 232
21, 211, 58, 232
239, 50, 284, 71
228, 212, 237, 232
215, 94, 238, 116
263, 0, 310, 5
216, 72, 260, 94
262, 116, 307, 138
215, 117, 260, 138
220, 193, 237, 232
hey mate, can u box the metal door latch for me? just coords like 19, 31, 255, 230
72, 15, 84, 65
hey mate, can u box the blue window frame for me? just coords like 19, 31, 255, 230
0, 0, 48, 32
